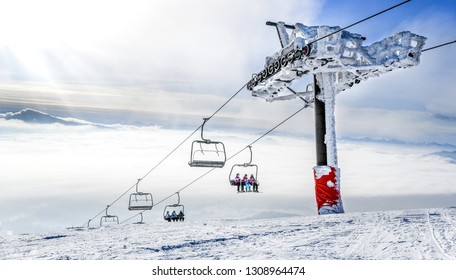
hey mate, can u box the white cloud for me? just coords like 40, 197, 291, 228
0, 0, 323, 89
1, 1, 455, 146
0, 122, 455, 234
338, 141, 456, 197
335, 106, 456, 143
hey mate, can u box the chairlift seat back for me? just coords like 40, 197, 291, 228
189, 140, 226, 168
128, 192, 153, 211
189, 160, 225, 168
100, 215, 119, 226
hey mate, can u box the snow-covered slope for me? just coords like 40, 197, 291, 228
2, 207, 456, 260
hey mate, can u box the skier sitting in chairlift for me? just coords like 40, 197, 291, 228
171, 210, 178, 222
165, 210, 171, 222
249, 174, 259, 192
242, 174, 250, 192
231, 173, 241, 192
178, 210, 185, 221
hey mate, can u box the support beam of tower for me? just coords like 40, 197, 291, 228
248, 21, 426, 215
313, 74, 327, 167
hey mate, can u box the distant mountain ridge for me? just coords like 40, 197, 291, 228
0, 108, 99, 126
340, 135, 456, 149
431, 151, 456, 164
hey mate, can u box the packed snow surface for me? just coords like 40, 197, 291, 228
2, 207, 456, 260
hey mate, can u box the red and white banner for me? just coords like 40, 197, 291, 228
313, 166, 344, 214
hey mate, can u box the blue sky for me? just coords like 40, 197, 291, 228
0, 0, 456, 234
0, 0, 455, 142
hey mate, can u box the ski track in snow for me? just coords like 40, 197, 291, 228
1, 208, 456, 260
426, 210, 456, 259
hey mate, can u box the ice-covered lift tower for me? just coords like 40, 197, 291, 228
247, 22, 426, 214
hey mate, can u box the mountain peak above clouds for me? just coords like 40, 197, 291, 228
431, 150, 456, 164
0, 108, 97, 126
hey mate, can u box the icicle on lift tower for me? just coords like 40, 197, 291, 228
247, 21, 426, 214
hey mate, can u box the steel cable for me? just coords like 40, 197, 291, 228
79, 84, 246, 228
119, 104, 308, 224
78, 0, 420, 228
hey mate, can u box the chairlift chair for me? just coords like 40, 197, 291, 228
229, 146, 260, 192
87, 219, 93, 229
134, 212, 145, 224
66, 226, 84, 231
189, 118, 226, 168
229, 164, 259, 184
163, 192, 185, 222
128, 179, 153, 211
100, 205, 119, 226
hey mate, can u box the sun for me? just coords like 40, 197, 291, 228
0, 0, 140, 49
0, 0, 151, 82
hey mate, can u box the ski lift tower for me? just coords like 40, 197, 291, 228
247, 21, 426, 214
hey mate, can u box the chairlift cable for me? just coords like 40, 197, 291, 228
79, 122, 201, 227
84, 209, 106, 228
286, 86, 312, 107
118, 38, 453, 224
244, 106, 306, 148
79, 84, 246, 228
79, 0, 415, 229
120, 166, 217, 224
224, 105, 306, 164
206, 83, 247, 122
120, 8, 452, 221
79, 126, 201, 228
422, 39, 456, 52
230, 3, 416, 161
119, 105, 308, 224
308, 0, 412, 45
120, 210, 146, 224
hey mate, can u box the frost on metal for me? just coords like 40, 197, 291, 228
248, 23, 427, 102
